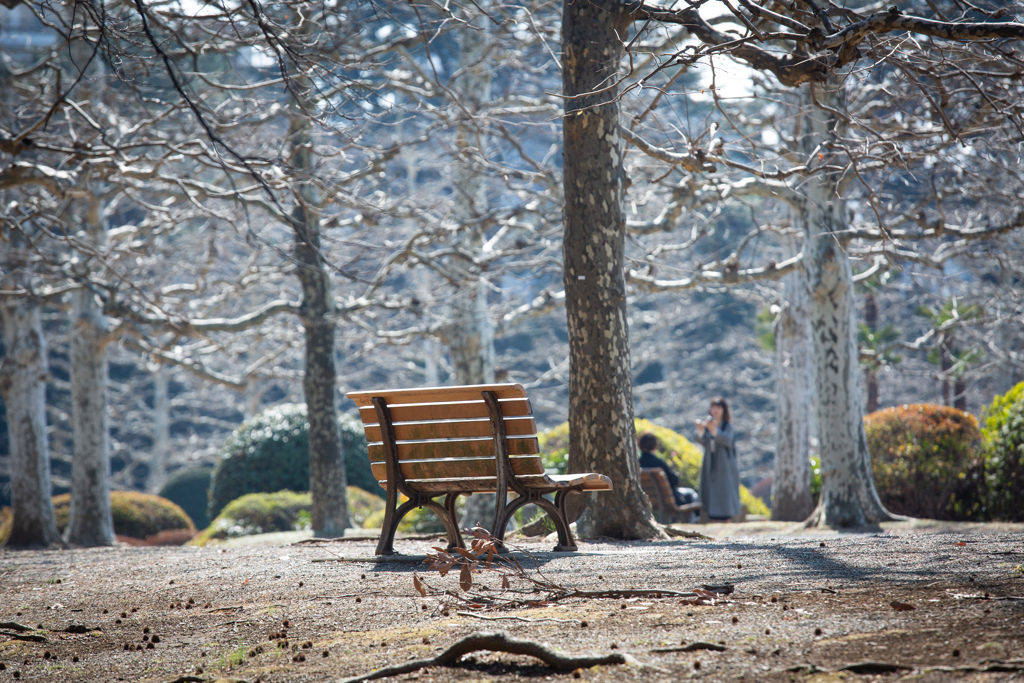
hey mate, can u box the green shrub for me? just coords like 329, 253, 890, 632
158, 467, 214, 529
865, 404, 984, 520
208, 404, 378, 520
539, 418, 770, 517
981, 382, 1024, 522
192, 487, 386, 545
50, 491, 194, 540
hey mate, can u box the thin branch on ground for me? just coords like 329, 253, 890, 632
339, 630, 630, 683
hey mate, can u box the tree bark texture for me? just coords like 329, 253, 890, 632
797, 83, 895, 527
64, 192, 116, 547
289, 86, 350, 536
0, 231, 62, 547
448, 5, 499, 530
771, 256, 815, 522
65, 284, 115, 546
562, 0, 662, 539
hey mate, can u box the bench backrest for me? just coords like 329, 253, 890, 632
639, 467, 675, 519
346, 384, 545, 485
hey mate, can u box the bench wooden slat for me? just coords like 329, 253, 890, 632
362, 416, 537, 443
348, 383, 527, 407
367, 436, 539, 462
357, 398, 532, 423
371, 455, 546, 481
377, 472, 612, 493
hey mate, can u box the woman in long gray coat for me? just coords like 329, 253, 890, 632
696, 397, 741, 521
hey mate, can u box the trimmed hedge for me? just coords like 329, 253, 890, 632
192, 487, 385, 545
158, 466, 214, 529
865, 404, 983, 520
539, 419, 769, 517
981, 382, 1024, 521
208, 404, 378, 520
54, 491, 194, 540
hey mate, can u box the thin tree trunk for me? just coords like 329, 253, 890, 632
448, 3, 499, 530
149, 363, 171, 492
561, 0, 662, 539
940, 338, 953, 405
863, 291, 879, 413
771, 249, 815, 522
0, 231, 63, 548
797, 82, 896, 527
289, 82, 350, 536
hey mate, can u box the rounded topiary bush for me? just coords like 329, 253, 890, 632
539, 418, 770, 517
54, 491, 195, 540
981, 382, 1024, 522
208, 404, 378, 520
192, 487, 386, 545
865, 404, 983, 520
158, 466, 214, 529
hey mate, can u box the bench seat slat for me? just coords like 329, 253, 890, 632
367, 436, 539, 462
348, 383, 527, 407
375, 472, 612, 493
370, 455, 545, 481
363, 416, 537, 443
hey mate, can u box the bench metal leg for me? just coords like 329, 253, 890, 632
377, 497, 418, 556
493, 489, 579, 553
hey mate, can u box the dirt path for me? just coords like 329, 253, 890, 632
1, 522, 1022, 682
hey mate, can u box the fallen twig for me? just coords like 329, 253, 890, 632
339, 630, 629, 683
788, 661, 1024, 675
455, 612, 581, 624
294, 533, 445, 545
651, 641, 727, 653
0, 630, 47, 642
839, 661, 913, 674
659, 528, 708, 540
0, 622, 32, 632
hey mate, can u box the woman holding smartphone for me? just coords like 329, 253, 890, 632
696, 397, 740, 521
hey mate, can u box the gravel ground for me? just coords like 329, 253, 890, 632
1, 521, 1022, 683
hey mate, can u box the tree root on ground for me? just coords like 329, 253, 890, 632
339, 630, 630, 683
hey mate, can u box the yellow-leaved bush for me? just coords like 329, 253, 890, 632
865, 404, 984, 520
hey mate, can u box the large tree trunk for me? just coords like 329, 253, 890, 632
65, 285, 115, 545
797, 83, 896, 527
289, 86, 350, 536
64, 194, 115, 547
771, 252, 815, 521
561, 0, 662, 539
0, 231, 63, 548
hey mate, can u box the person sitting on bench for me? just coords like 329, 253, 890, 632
638, 432, 698, 509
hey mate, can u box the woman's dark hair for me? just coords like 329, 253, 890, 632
710, 397, 731, 425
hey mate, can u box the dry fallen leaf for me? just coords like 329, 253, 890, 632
459, 564, 473, 592
890, 600, 915, 612
413, 574, 426, 598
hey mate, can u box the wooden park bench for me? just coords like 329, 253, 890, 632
346, 383, 612, 555
639, 467, 702, 524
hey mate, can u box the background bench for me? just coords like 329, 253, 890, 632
639, 467, 701, 524
346, 383, 611, 555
